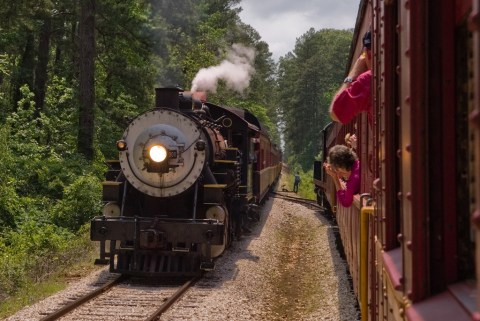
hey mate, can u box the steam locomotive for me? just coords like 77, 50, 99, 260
90, 88, 281, 276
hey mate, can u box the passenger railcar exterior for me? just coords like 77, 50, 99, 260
315, 0, 480, 320
90, 88, 281, 276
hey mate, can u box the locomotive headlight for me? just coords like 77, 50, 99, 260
149, 145, 168, 162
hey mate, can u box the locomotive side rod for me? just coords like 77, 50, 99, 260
39, 274, 127, 321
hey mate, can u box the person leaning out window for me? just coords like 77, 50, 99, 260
323, 145, 360, 207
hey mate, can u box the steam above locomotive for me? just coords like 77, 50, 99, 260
91, 87, 281, 276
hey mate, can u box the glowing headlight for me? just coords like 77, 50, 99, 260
149, 145, 167, 162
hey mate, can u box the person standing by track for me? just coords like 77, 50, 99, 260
293, 172, 301, 193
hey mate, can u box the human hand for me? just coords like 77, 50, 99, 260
346, 134, 357, 150
323, 163, 337, 178
351, 55, 368, 77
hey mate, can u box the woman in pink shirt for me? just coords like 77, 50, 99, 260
323, 145, 360, 207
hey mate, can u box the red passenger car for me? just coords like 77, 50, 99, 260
314, 0, 480, 319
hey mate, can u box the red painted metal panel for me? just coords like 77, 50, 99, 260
399, 0, 429, 303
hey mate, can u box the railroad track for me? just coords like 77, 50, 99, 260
271, 191, 325, 211
39, 274, 198, 321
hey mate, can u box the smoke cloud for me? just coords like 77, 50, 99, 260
191, 43, 256, 93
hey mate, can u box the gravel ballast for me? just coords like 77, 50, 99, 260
4, 193, 360, 321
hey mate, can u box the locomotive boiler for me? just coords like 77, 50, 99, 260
91, 87, 281, 276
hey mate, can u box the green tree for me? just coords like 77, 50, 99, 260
77, 0, 96, 161
278, 28, 352, 169
0, 0, 290, 303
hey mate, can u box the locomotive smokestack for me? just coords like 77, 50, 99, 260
155, 87, 181, 109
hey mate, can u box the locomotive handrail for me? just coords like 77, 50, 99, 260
359, 194, 374, 321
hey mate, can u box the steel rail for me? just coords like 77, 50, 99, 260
145, 277, 199, 321
271, 192, 325, 210
40, 274, 127, 321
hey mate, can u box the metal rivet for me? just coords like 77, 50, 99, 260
469, 109, 480, 128
397, 233, 404, 242
406, 240, 413, 250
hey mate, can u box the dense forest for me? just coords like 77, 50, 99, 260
0, 0, 352, 308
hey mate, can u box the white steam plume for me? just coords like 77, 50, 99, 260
190, 43, 256, 93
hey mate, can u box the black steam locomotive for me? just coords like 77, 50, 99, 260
90, 88, 281, 276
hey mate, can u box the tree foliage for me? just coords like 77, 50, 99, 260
0, 0, 285, 302
277, 28, 352, 169
0, 0, 353, 304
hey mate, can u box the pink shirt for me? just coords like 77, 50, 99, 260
337, 159, 360, 207
332, 70, 372, 124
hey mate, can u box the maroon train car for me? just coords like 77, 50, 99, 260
315, 0, 480, 320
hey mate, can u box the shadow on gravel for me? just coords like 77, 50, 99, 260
200, 184, 277, 283
315, 208, 361, 321
86, 182, 278, 288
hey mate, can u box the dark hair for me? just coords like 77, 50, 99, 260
363, 30, 371, 49
328, 145, 358, 171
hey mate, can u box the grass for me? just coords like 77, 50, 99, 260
280, 168, 316, 200
0, 246, 101, 319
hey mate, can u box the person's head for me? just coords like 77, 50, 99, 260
328, 145, 358, 179
362, 30, 372, 69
